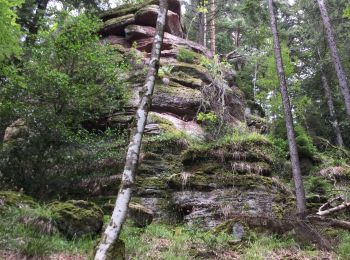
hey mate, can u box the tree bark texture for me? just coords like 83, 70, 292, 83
317, 0, 350, 116
94, 1, 168, 259
268, 0, 307, 217
196, 0, 207, 47
318, 49, 344, 147
209, 0, 215, 53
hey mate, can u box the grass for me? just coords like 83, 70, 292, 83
219, 131, 271, 146
0, 207, 345, 259
0, 206, 95, 256
241, 234, 318, 260
120, 222, 232, 259
336, 231, 350, 259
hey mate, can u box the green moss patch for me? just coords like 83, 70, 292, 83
0, 191, 37, 210
49, 200, 103, 239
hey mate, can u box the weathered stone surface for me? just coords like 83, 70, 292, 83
124, 25, 212, 57
101, 35, 131, 49
169, 72, 204, 89
318, 166, 350, 182
128, 202, 154, 227
171, 175, 293, 229
100, 0, 181, 21
232, 222, 245, 241
135, 5, 183, 37
152, 82, 202, 119
148, 112, 204, 137
100, 14, 135, 36
49, 200, 103, 238
169, 62, 212, 83
3, 118, 28, 142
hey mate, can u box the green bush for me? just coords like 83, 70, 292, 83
0, 12, 129, 194
305, 176, 331, 195
176, 48, 197, 63
272, 121, 317, 159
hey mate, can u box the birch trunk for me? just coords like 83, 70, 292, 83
209, 0, 215, 53
94, 1, 168, 259
317, 50, 344, 147
317, 0, 350, 116
268, 0, 307, 217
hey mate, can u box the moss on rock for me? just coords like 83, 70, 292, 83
0, 191, 37, 210
168, 62, 212, 83
128, 202, 153, 227
49, 200, 103, 238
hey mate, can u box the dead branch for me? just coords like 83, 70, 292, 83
318, 196, 344, 212
308, 215, 350, 231
317, 201, 350, 216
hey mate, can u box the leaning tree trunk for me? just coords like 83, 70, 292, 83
317, 49, 344, 147
209, 0, 215, 53
317, 0, 350, 116
268, 0, 307, 217
94, 1, 168, 259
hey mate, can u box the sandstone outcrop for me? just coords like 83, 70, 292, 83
3, 118, 28, 142
59, 0, 293, 236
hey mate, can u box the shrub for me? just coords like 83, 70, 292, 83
305, 176, 331, 195
0, 12, 129, 194
272, 122, 317, 159
176, 48, 197, 63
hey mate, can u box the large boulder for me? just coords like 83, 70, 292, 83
101, 14, 135, 36
100, 0, 181, 21
3, 118, 28, 142
152, 81, 202, 119
128, 202, 154, 227
124, 25, 212, 57
135, 5, 183, 37
49, 200, 104, 238
171, 175, 294, 230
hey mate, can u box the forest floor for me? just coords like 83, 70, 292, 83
0, 220, 345, 260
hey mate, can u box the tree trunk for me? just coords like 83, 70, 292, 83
317, 0, 350, 116
203, 8, 207, 47
94, 1, 168, 259
268, 0, 307, 217
317, 50, 344, 147
209, 0, 215, 53
253, 63, 258, 100
197, 0, 207, 47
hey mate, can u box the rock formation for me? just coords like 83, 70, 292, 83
88, 0, 293, 235
75, 0, 293, 236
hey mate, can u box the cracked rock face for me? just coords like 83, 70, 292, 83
77, 1, 293, 234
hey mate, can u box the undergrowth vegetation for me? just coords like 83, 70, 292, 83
0, 206, 94, 256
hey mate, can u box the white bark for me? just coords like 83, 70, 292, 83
317, 201, 350, 216
94, 1, 168, 259
253, 63, 258, 100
